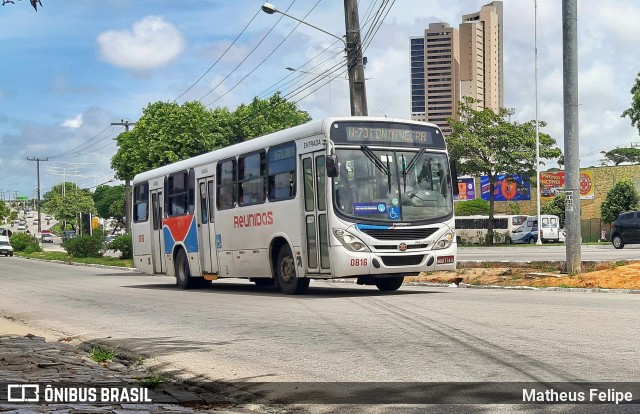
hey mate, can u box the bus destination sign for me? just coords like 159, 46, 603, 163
346, 126, 430, 144
331, 122, 445, 149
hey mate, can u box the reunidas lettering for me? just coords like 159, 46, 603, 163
233, 212, 274, 228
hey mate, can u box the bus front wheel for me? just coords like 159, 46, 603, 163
277, 245, 309, 295
375, 276, 404, 292
175, 249, 210, 289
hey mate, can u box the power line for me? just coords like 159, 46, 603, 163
173, 9, 262, 102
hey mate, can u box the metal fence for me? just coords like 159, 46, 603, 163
580, 218, 610, 242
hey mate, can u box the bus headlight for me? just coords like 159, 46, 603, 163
433, 231, 454, 250
332, 228, 370, 252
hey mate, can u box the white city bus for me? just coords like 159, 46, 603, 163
132, 117, 457, 294
455, 214, 529, 244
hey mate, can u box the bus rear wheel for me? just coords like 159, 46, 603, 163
375, 276, 404, 292
276, 245, 309, 295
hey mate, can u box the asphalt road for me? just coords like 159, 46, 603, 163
1, 258, 637, 395
459, 244, 640, 262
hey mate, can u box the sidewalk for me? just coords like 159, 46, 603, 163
0, 317, 252, 414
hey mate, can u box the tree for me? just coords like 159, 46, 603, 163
447, 97, 562, 244
2, 0, 41, 10
92, 185, 125, 223
454, 198, 489, 216
111, 94, 311, 181
42, 182, 97, 230
600, 147, 640, 166
229, 92, 311, 143
600, 179, 640, 223
111, 101, 231, 181
621, 71, 640, 136
542, 192, 567, 228
0, 200, 9, 223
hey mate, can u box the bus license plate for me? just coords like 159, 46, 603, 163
437, 255, 454, 264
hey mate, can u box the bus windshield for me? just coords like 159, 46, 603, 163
332, 148, 453, 222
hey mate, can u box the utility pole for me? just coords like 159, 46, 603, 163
344, 0, 368, 116
27, 157, 48, 234
111, 120, 136, 233
562, 0, 581, 272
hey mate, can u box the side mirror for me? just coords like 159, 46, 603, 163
449, 159, 459, 196
326, 155, 338, 178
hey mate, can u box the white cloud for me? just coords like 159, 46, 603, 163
61, 114, 84, 129
97, 16, 184, 71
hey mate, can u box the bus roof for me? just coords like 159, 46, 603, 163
132, 116, 440, 184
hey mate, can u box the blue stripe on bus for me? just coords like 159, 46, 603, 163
356, 224, 392, 230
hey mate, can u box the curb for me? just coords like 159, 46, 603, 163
14, 256, 640, 294
14, 255, 138, 272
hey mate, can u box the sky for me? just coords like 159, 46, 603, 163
1, 0, 639, 199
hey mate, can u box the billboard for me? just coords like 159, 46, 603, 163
454, 177, 476, 201
480, 175, 531, 201
539, 170, 594, 200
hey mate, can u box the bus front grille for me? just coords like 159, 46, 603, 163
380, 255, 424, 267
359, 227, 438, 240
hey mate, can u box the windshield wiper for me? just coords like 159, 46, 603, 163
360, 146, 392, 194
402, 148, 425, 192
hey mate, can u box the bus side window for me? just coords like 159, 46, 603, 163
267, 141, 296, 201
217, 159, 237, 210
167, 171, 189, 216
133, 182, 149, 222
238, 151, 266, 206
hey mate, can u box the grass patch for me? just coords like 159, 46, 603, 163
89, 345, 119, 363
138, 375, 167, 389
16, 251, 133, 268
610, 260, 629, 269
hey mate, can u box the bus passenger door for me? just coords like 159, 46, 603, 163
302, 153, 331, 275
198, 178, 219, 274
150, 190, 165, 273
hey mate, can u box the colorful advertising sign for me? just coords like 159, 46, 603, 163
539, 170, 594, 200
480, 175, 531, 201
454, 177, 476, 201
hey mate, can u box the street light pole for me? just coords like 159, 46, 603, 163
262, 1, 368, 116
534, 0, 542, 246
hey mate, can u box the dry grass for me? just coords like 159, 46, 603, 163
409, 262, 640, 289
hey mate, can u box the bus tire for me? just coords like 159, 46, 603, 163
276, 245, 309, 295
529, 237, 536, 245
175, 248, 196, 289
375, 276, 404, 292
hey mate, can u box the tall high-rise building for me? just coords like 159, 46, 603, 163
410, 23, 460, 135
410, 1, 503, 133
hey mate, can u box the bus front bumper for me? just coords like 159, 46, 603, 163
329, 245, 456, 278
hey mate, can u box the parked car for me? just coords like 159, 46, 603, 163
45, 215, 52, 220
41, 230, 54, 243
17, 223, 27, 231
0, 235, 14, 257
33, 219, 39, 226
511, 225, 539, 244
62, 230, 77, 241
610, 211, 640, 249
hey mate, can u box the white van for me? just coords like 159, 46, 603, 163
528, 215, 560, 243
0, 235, 14, 257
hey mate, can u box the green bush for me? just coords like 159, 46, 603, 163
10, 233, 42, 252
108, 233, 132, 259
63, 232, 105, 258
